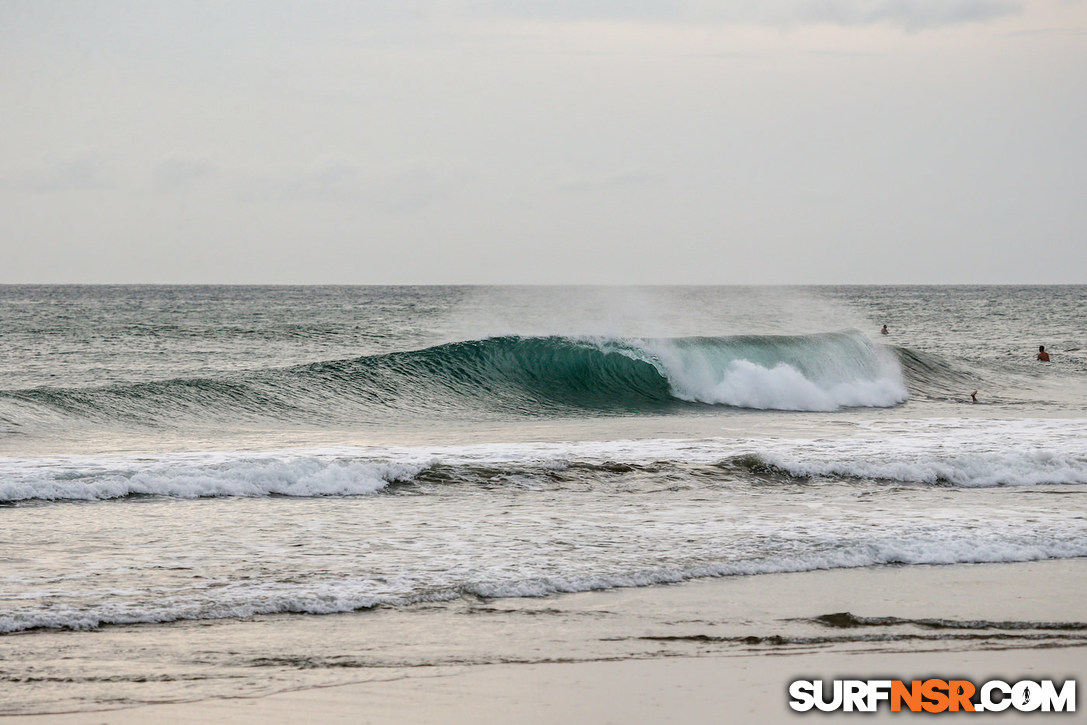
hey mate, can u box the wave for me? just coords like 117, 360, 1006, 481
635, 333, 905, 410
0, 456, 422, 502
4, 536, 1085, 634
729, 450, 1087, 488
893, 346, 983, 400
0, 332, 908, 429
4, 430, 1085, 503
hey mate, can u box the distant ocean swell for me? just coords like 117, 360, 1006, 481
0, 332, 909, 428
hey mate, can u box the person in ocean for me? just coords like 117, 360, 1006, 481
880, 325, 889, 335
1037, 345, 1050, 362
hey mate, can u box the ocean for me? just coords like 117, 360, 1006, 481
1, 285, 1085, 713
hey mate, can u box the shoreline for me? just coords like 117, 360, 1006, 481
4, 558, 1084, 723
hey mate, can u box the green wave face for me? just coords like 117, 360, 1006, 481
298, 336, 676, 416
1, 332, 910, 428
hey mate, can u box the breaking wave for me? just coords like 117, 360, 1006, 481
3, 536, 1085, 634
4, 427, 1086, 503
729, 450, 1087, 488
0, 331, 908, 429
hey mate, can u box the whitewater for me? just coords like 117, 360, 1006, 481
1, 284, 1084, 712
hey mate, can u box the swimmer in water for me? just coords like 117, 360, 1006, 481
880, 325, 889, 335
970, 390, 978, 403
1037, 345, 1050, 362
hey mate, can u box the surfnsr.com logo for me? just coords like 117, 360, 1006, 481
789, 679, 1076, 713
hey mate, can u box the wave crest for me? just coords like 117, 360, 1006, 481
642, 333, 906, 410
0, 332, 908, 429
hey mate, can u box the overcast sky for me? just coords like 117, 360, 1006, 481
1, 0, 1084, 284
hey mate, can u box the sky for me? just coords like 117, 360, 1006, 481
1, 0, 1085, 284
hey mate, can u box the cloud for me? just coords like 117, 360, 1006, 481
477, 0, 1025, 30
770, 0, 1025, 30
559, 168, 665, 193
234, 157, 453, 212
1, 154, 113, 193
478, 0, 685, 23
152, 153, 219, 192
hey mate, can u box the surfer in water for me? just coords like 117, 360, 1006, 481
880, 325, 889, 335
970, 390, 978, 403
1037, 345, 1050, 362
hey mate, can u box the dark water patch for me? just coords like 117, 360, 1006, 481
636, 632, 1087, 647
716, 453, 798, 480
249, 655, 371, 670
811, 612, 1087, 631
1, 673, 214, 684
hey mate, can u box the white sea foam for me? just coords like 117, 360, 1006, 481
638, 336, 909, 411
0, 455, 421, 502
670, 359, 908, 411
2, 533, 1083, 634
3, 420, 1085, 635
1, 418, 1084, 502
758, 450, 1087, 487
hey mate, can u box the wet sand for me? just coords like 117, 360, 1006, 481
4, 559, 1084, 724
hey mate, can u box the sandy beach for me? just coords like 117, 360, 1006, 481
6, 559, 1083, 724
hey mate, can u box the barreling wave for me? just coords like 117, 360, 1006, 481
0, 332, 908, 429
